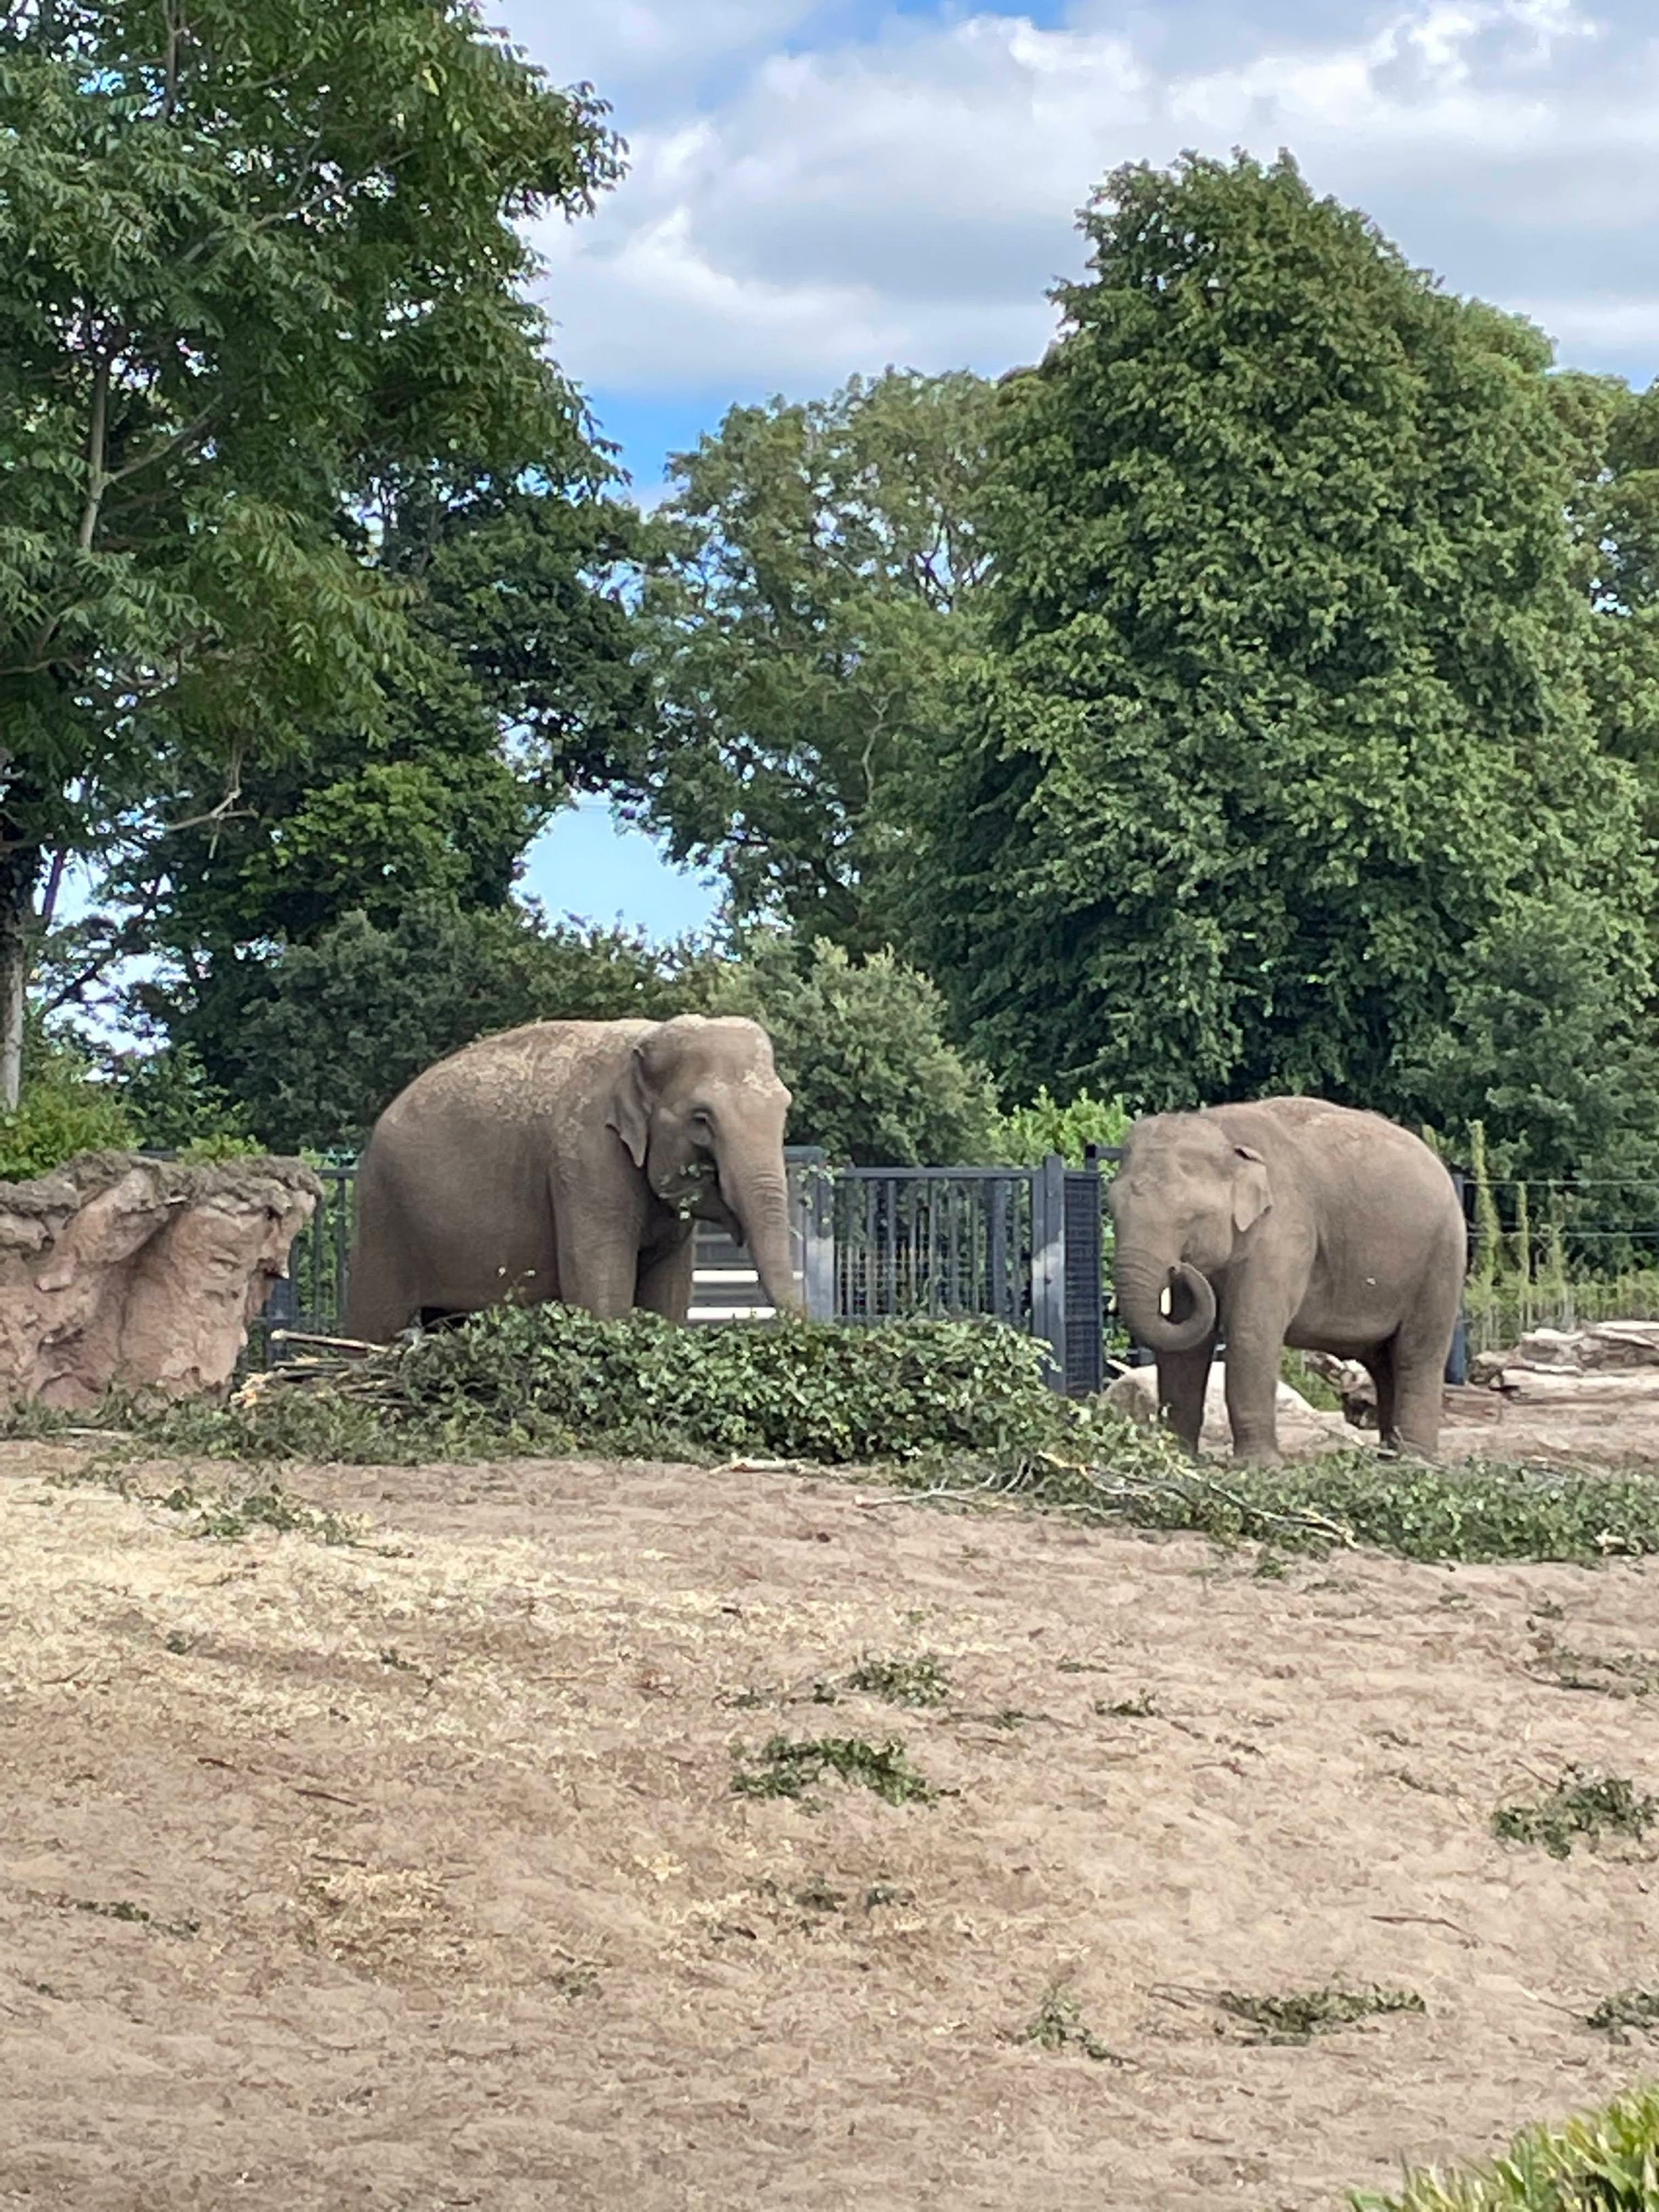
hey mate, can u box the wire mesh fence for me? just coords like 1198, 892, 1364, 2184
1462, 1177, 1659, 1350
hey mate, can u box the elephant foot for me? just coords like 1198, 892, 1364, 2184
1230, 1442, 1283, 1467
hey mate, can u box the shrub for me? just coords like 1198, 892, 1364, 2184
0, 1027, 135, 1180
995, 1086, 1130, 1165
712, 933, 1002, 1166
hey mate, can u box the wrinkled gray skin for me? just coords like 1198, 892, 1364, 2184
1108, 1098, 1465, 1462
344, 1015, 800, 1340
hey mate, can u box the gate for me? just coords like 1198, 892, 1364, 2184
253, 1149, 1111, 1395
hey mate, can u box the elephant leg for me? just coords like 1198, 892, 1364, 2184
551, 1217, 640, 1319
1222, 1306, 1293, 1463
1157, 1340, 1215, 1453
635, 1233, 696, 1324
1361, 1343, 1397, 1443
1388, 1303, 1456, 1458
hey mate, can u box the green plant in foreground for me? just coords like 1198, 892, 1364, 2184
1350, 2083, 1659, 2211
1491, 1769, 1658, 1860
905, 1437, 1659, 1566
842, 1653, 951, 1706
730, 1734, 937, 1807
1585, 1989, 1659, 2043
1217, 1982, 1425, 2045
1017, 1984, 1129, 2065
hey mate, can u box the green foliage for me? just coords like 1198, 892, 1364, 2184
0, 1025, 134, 1177
112, 1041, 255, 1153
1349, 2083, 1659, 2211
899, 1432, 1659, 1565
713, 933, 1001, 1165
1017, 1985, 1128, 2064
183, 899, 711, 1153
842, 1654, 951, 1706
994, 1086, 1129, 1166
124, 483, 654, 1067
1216, 1984, 1425, 2045
730, 1734, 937, 1807
0, 0, 622, 1088
1585, 1989, 1659, 2042
129, 1305, 1064, 1465
1490, 1769, 1657, 1860
903, 153, 1654, 1181
626, 369, 998, 951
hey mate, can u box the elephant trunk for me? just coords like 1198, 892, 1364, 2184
1114, 1247, 1216, 1355
721, 1156, 802, 1317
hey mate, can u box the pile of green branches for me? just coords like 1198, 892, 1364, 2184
138, 1306, 1069, 1467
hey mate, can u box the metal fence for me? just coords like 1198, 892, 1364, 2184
251, 1148, 1111, 1393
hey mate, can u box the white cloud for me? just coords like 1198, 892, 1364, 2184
515, 0, 1659, 401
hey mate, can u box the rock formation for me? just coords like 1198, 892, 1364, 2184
0, 1152, 321, 1407
1102, 1361, 1370, 1454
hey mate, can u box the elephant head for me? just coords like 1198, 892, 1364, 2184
1106, 1113, 1271, 1353
605, 1015, 802, 1313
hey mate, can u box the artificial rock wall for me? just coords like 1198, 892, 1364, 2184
0, 1152, 321, 1408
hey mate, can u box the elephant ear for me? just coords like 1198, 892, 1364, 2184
605, 1044, 652, 1169
1231, 1145, 1272, 1234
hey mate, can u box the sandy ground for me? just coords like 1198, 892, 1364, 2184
2, 1436, 1658, 2212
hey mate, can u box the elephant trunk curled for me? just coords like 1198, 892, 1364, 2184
1114, 1246, 1216, 1355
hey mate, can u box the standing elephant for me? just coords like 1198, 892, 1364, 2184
344, 1015, 801, 1340
1107, 1098, 1465, 1461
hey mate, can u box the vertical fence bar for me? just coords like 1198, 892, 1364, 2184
1031, 1152, 1067, 1390
1446, 1169, 1469, 1385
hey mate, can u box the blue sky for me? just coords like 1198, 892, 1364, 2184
507, 0, 1659, 939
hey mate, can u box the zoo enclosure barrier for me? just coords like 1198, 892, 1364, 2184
259, 1146, 1538, 1397
255, 1147, 1113, 1394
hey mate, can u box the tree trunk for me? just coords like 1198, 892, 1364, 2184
0, 830, 43, 1113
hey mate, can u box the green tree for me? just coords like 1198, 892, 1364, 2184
1581, 378, 1659, 838
713, 935, 1000, 1166
198, 898, 711, 1153
626, 369, 997, 951
105, 474, 653, 1076
905, 154, 1653, 1165
0, 0, 622, 1103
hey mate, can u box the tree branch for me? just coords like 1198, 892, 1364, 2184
77, 351, 112, 554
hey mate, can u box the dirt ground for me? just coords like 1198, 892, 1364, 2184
3, 1433, 1658, 2212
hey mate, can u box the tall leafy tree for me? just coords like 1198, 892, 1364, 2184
626, 369, 996, 951
0, 0, 622, 1102
905, 153, 1654, 1172
107, 474, 652, 1082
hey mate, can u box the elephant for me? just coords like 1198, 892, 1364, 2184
343, 1015, 802, 1340
1107, 1097, 1465, 1462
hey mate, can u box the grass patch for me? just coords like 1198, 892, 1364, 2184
1017, 1984, 1131, 2066
730, 1734, 938, 1808
1096, 1692, 1157, 1718
1585, 1988, 1659, 2042
842, 1652, 951, 1706
43, 1457, 365, 1549
1216, 1982, 1425, 2045
1349, 2082, 1659, 2210
1490, 1769, 1658, 1860
64, 1896, 199, 1939
1530, 1639, 1659, 1698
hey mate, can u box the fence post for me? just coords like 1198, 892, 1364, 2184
1031, 1152, 1067, 1391
789, 1147, 835, 1321
1446, 1169, 1470, 1385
